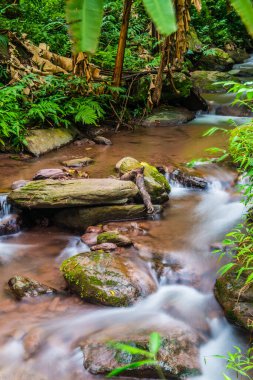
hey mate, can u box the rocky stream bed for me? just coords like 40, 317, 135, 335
1, 56, 253, 380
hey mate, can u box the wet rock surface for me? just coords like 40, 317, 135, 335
33, 168, 69, 180
142, 106, 195, 126
53, 204, 163, 231
168, 168, 209, 189
0, 214, 22, 236
93, 136, 112, 145
60, 250, 157, 306
81, 325, 201, 378
215, 269, 253, 331
8, 276, 56, 299
97, 231, 132, 247
8, 179, 138, 208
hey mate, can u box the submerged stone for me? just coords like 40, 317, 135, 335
60, 251, 157, 306
8, 276, 56, 299
61, 157, 94, 168
8, 179, 138, 208
97, 231, 132, 247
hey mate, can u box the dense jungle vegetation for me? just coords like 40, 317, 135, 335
1, 0, 253, 379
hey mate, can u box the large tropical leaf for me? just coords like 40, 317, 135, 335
230, 0, 253, 37
66, 0, 104, 54
142, 0, 177, 36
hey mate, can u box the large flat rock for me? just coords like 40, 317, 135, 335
8, 179, 138, 208
25, 128, 76, 156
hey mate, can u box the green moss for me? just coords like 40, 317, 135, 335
97, 232, 120, 244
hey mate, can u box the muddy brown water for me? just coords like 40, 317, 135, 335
0, 113, 249, 379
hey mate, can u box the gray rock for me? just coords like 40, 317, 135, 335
93, 136, 112, 145
0, 214, 21, 236
61, 157, 94, 168
90, 243, 118, 252
11, 180, 30, 190
8, 179, 138, 208
33, 168, 68, 180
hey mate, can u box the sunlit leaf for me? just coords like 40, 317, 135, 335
66, 0, 104, 54
106, 360, 157, 377
149, 332, 161, 356
142, 0, 177, 36
230, 0, 253, 37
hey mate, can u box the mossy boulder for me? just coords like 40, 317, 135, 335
97, 231, 132, 247
198, 48, 234, 71
25, 128, 76, 157
191, 70, 233, 93
62, 157, 94, 168
82, 326, 201, 378
214, 268, 253, 331
53, 204, 162, 231
187, 27, 203, 53
8, 179, 138, 208
8, 276, 56, 299
116, 157, 171, 203
60, 251, 157, 306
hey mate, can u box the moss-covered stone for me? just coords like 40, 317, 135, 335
116, 157, 171, 204
191, 70, 233, 93
60, 251, 156, 306
198, 48, 234, 71
8, 179, 138, 208
187, 27, 203, 53
214, 268, 253, 331
25, 128, 76, 157
97, 232, 132, 246
8, 276, 56, 299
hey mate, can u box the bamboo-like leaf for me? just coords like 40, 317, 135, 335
230, 0, 253, 37
142, 0, 177, 36
106, 360, 157, 377
149, 332, 161, 356
66, 0, 104, 54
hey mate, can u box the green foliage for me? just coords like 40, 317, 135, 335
215, 346, 253, 379
106, 332, 164, 378
66, 0, 104, 54
66, 0, 177, 54
0, 74, 111, 148
0, 0, 70, 56
230, 0, 253, 39
191, 0, 250, 48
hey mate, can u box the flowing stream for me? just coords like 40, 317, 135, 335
0, 58, 252, 379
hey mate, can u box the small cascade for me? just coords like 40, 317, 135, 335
0, 194, 11, 220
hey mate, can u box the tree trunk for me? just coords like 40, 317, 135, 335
112, 0, 133, 87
